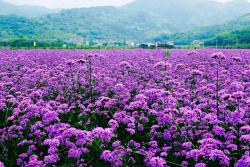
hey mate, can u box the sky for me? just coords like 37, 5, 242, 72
3, 0, 250, 9
4, 0, 134, 8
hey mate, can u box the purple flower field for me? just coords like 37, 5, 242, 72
0, 49, 249, 167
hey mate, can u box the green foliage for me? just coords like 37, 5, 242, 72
205, 26, 250, 48
1, 0, 250, 43
40, 7, 163, 41
165, 50, 171, 57
153, 13, 250, 46
0, 38, 70, 48
0, 39, 136, 50
0, 15, 77, 41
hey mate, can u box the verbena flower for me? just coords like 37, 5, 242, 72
236, 152, 250, 167
44, 155, 60, 165
68, 148, 82, 159
147, 157, 166, 167
211, 52, 226, 60
0, 49, 249, 166
195, 163, 207, 167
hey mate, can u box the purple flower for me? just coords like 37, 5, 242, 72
230, 109, 245, 125
48, 147, 57, 155
195, 163, 207, 167
119, 61, 132, 69
100, 150, 112, 161
100, 150, 123, 167
113, 111, 126, 123
108, 119, 119, 130
232, 56, 242, 62
126, 128, 135, 135
232, 91, 244, 100
157, 113, 173, 125
92, 127, 115, 143
182, 142, 193, 150
1, 49, 250, 167
42, 110, 59, 124
147, 157, 166, 167
0, 102, 6, 110
44, 155, 60, 165
191, 70, 203, 76
212, 125, 225, 136
68, 148, 81, 159
236, 152, 250, 167
164, 131, 172, 141
127, 100, 148, 110
211, 52, 226, 60
181, 161, 188, 167
186, 149, 202, 161
43, 139, 60, 147
112, 141, 121, 148
240, 125, 250, 135
138, 124, 144, 132
26, 155, 43, 167
240, 135, 250, 143
188, 51, 198, 55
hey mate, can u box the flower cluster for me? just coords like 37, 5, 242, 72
0, 49, 249, 166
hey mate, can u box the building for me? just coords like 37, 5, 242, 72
139, 43, 156, 49
139, 43, 149, 49
156, 41, 174, 49
139, 42, 174, 49
192, 40, 204, 47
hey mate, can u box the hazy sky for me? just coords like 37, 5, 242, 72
3, 0, 250, 9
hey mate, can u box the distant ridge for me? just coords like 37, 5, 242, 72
153, 13, 250, 45
0, 0, 60, 17
0, 0, 250, 41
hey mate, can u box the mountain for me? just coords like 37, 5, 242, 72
0, 0, 60, 17
41, 6, 172, 41
39, 0, 250, 40
123, 0, 250, 31
0, 15, 75, 40
205, 26, 250, 47
1, 0, 250, 42
153, 13, 250, 45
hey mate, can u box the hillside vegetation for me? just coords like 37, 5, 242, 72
0, 0, 250, 48
154, 14, 250, 46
